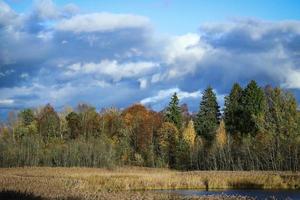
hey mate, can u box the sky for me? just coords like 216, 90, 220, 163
1, 0, 300, 119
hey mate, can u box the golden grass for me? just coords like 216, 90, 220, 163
0, 167, 299, 199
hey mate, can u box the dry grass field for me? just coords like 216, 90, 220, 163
0, 167, 299, 199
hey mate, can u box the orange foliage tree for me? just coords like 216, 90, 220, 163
122, 104, 163, 165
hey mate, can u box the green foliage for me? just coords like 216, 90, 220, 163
224, 83, 243, 135
157, 122, 179, 168
195, 86, 221, 142
0, 134, 43, 167
176, 138, 192, 170
165, 93, 182, 130
114, 129, 133, 165
18, 109, 35, 126
0, 134, 116, 168
240, 80, 266, 136
265, 86, 298, 138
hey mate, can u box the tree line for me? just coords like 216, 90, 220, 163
0, 80, 299, 170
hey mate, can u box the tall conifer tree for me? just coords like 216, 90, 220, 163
240, 80, 266, 136
165, 93, 182, 130
224, 83, 243, 135
195, 86, 221, 142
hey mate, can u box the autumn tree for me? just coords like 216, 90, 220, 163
66, 112, 81, 139
122, 104, 154, 166
100, 108, 124, 139
157, 122, 179, 168
58, 106, 73, 138
216, 120, 227, 148
165, 93, 182, 130
77, 104, 101, 139
1, 82, 300, 170
182, 120, 196, 147
179, 120, 196, 169
37, 104, 60, 140
195, 86, 221, 142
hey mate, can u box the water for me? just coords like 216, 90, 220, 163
161, 189, 300, 200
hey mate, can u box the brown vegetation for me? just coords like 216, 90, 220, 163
0, 167, 299, 200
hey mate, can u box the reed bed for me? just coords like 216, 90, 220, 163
0, 167, 299, 199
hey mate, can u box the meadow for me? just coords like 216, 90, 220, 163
0, 167, 299, 200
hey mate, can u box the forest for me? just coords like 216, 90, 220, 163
0, 80, 299, 171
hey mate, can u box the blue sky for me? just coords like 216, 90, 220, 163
6, 0, 300, 34
1, 0, 300, 119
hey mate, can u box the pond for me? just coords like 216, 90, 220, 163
160, 189, 300, 200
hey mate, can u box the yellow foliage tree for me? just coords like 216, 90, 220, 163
216, 120, 227, 148
182, 120, 196, 147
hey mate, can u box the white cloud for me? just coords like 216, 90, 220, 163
48, 83, 78, 101
55, 13, 150, 33
138, 78, 147, 89
156, 33, 211, 81
163, 33, 202, 64
0, 69, 14, 77
0, 0, 20, 27
201, 19, 300, 40
64, 60, 159, 81
282, 69, 300, 89
140, 88, 201, 104
20, 73, 29, 79
37, 31, 53, 41
0, 83, 79, 107
33, 0, 79, 21
92, 80, 111, 88
0, 99, 14, 106
34, 0, 60, 20
62, 3, 80, 16
140, 88, 225, 111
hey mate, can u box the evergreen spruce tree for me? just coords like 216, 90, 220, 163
194, 86, 221, 142
165, 93, 182, 130
224, 83, 243, 135
240, 80, 266, 136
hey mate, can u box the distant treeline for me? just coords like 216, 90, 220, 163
0, 80, 299, 170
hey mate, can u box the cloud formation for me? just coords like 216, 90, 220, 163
140, 88, 201, 105
56, 13, 150, 33
63, 60, 159, 82
1, 1, 300, 117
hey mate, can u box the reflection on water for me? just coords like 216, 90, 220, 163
161, 189, 300, 200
